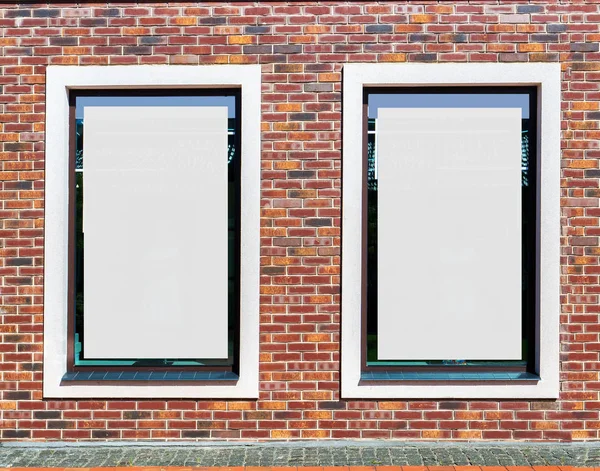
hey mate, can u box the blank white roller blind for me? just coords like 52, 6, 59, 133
83, 106, 229, 359
377, 107, 522, 360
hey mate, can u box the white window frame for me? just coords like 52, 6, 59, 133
44, 65, 261, 398
341, 63, 561, 399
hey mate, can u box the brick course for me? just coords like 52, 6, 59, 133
0, 1, 598, 441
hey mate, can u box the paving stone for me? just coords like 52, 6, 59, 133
0, 444, 596, 467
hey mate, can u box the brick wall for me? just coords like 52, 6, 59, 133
0, 1, 598, 441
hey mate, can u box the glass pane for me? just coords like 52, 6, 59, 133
366, 89, 535, 368
73, 94, 238, 368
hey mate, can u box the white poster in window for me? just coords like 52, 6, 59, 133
83, 106, 229, 359
377, 107, 522, 360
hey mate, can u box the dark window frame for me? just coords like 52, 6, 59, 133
361, 85, 540, 375
66, 88, 242, 378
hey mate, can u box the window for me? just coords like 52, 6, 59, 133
68, 90, 240, 375
44, 65, 261, 398
365, 88, 536, 372
342, 63, 560, 399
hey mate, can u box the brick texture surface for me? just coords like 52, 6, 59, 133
0, 1, 598, 442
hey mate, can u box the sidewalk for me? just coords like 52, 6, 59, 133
0, 444, 593, 468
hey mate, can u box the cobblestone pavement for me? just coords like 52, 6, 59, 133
0, 443, 596, 468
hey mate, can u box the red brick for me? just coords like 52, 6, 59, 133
0, 0, 594, 444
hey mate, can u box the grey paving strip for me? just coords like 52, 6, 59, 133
0, 444, 596, 467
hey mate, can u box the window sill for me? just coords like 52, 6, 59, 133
61, 370, 239, 384
360, 370, 540, 383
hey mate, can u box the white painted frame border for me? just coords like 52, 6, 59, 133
341, 63, 561, 399
44, 65, 261, 398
